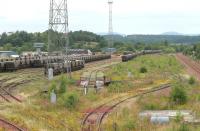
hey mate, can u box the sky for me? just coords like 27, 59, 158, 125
0, 0, 200, 35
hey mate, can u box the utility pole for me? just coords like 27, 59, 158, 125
48, 0, 71, 78
108, 0, 113, 60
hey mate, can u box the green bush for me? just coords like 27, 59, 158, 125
188, 77, 195, 85
140, 67, 147, 73
65, 92, 79, 109
170, 85, 187, 105
59, 75, 67, 94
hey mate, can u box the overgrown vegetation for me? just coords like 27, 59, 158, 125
59, 75, 67, 94
107, 82, 133, 93
0, 52, 200, 130
170, 84, 187, 105
183, 43, 200, 60
64, 92, 79, 110
106, 55, 182, 93
188, 76, 196, 85
140, 67, 147, 73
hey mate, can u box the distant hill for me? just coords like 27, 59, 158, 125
161, 32, 183, 35
103, 34, 200, 44
98, 32, 126, 36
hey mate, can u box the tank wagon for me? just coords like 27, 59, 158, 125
122, 50, 162, 62
0, 54, 111, 72
44, 60, 85, 76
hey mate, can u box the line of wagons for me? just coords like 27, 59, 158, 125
0, 54, 111, 73
122, 50, 162, 62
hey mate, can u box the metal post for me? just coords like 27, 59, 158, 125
108, 0, 113, 63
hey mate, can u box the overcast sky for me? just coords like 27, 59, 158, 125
0, 0, 200, 34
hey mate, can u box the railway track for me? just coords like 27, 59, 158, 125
0, 117, 25, 131
176, 53, 200, 80
0, 82, 23, 103
0, 68, 44, 103
0, 77, 36, 103
80, 57, 122, 87
81, 84, 171, 131
83, 61, 119, 89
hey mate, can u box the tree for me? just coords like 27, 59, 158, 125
170, 84, 187, 105
0, 33, 8, 46
3, 43, 13, 50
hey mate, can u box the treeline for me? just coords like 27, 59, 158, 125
0, 30, 107, 53
69, 31, 107, 51
0, 31, 48, 53
113, 41, 180, 53
1, 30, 199, 54
104, 35, 200, 44
182, 43, 200, 59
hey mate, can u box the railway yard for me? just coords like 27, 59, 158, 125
2, 0, 200, 130
0, 53, 200, 130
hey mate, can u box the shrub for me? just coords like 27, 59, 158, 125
59, 75, 67, 94
140, 67, 147, 73
188, 77, 195, 85
170, 85, 187, 105
65, 92, 79, 109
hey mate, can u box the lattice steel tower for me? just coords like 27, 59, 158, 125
108, 0, 113, 51
48, 0, 71, 77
